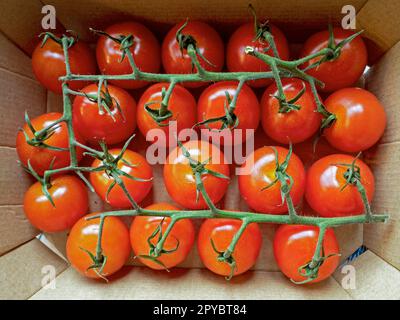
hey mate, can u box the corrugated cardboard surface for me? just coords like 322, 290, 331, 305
30, 266, 351, 300
364, 41, 400, 269
0, 0, 399, 299
0, 239, 68, 300
357, 0, 400, 53
334, 251, 400, 300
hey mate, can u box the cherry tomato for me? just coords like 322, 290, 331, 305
323, 87, 386, 153
305, 154, 375, 217
261, 79, 322, 144
137, 83, 196, 145
130, 203, 195, 270
96, 22, 161, 89
90, 149, 153, 208
300, 27, 367, 92
73, 83, 137, 145
66, 213, 131, 279
32, 36, 96, 94
161, 21, 224, 88
197, 81, 260, 145
23, 175, 88, 232
197, 218, 262, 277
273, 225, 340, 283
227, 23, 289, 87
238, 146, 306, 214
164, 140, 230, 209
16, 112, 84, 176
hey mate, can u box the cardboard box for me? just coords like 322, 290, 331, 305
0, 0, 399, 299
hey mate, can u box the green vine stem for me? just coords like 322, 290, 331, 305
20, 26, 389, 283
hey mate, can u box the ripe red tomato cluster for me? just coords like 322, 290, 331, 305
19, 19, 387, 284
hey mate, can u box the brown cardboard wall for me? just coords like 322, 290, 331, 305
43, 0, 367, 42
0, 32, 45, 256
357, 0, 400, 53
364, 41, 400, 269
0, 239, 68, 299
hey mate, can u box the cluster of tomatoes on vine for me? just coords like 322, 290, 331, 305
17, 12, 386, 284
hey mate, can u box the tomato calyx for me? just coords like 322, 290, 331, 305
86, 135, 152, 208
261, 145, 294, 204
332, 153, 374, 221
175, 19, 216, 71
79, 246, 109, 282
178, 140, 230, 204
210, 238, 237, 280
20, 159, 56, 206
90, 27, 135, 63
274, 81, 307, 114
303, 25, 364, 72
144, 85, 174, 126
39, 31, 76, 49
194, 90, 240, 130
293, 246, 340, 285
135, 218, 180, 272
20, 111, 68, 151
82, 81, 125, 122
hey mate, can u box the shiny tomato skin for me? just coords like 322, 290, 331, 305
90, 149, 153, 208
16, 112, 84, 176
324, 87, 386, 153
32, 37, 96, 94
130, 203, 195, 270
197, 219, 262, 277
305, 154, 375, 217
197, 81, 260, 145
227, 23, 290, 87
73, 83, 137, 145
137, 83, 197, 145
66, 213, 131, 279
96, 22, 161, 89
273, 225, 340, 283
23, 175, 88, 232
300, 28, 367, 92
261, 79, 322, 144
161, 21, 224, 88
164, 140, 230, 209
238, 146, 306, 214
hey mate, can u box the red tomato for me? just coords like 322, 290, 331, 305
197, 219, 262, 277
32, 36, 96, 94
305, 154, 375, 217
96, 22, 161, 89
137, 83, 197, 145
261, 79, 322, 144
300, 27, 367, 92
66, 213, 131, 279
23, 175, 88, 232
130, 203, 195, 270
161, 21, 224, 88
197, 81, 260, 145
73, 83, 137, 145
273, 225, 340, 283
90, 149, 153, 208
323, 87, 386, 153
16, 112, 83, 176
163, 140, 230, 209
238, 146, 306, 214
227, 22, 290, 87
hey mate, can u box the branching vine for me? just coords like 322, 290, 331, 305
22, 13, 389, 284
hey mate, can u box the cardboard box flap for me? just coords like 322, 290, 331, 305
357, 0, 400, 54
30, 266, 351, 300
0, 238, 68, 299
334, 250, 400, 299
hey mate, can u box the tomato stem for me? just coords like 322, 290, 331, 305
21, 28, 388, 283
